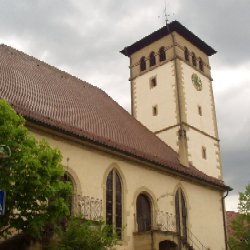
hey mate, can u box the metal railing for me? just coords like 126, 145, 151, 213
134, 211, 177, 233
185, 228, 208, 250
156, 211, 176, 232
78, 196, 102, 221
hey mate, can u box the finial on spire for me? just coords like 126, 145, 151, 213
164, 0, 169, 26
159, 0, 174, 29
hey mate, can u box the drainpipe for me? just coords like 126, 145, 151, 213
222, 190, 229, 250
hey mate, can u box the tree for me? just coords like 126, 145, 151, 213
0, 100, 72, 240
228, 182, 250, 250
50, 217, 117, 250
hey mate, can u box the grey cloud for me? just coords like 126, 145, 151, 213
176, 0, 250, 66
222, 149, 250, 195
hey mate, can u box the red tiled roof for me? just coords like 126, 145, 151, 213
226, 211, 239, 237
0, 44, 229, 190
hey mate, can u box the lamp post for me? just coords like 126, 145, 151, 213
0, 145, 11, 215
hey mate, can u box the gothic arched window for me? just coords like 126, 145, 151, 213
106, 169, 122, 238
199, 58, 204, 72
136, 193, 151, 232
159, 47, 166, 62
140, 56, 146, 71
192, 53, 197, 67
149, 51, 156, 67
175, 189, 187, 240
184, 47, 189, 62
62, 173, 74, 215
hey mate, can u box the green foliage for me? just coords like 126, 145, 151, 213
228, 182, 250, 250
50, 217, 117, 250
0, 100, 72, 239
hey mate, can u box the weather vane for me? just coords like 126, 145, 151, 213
158, 1, 174, 27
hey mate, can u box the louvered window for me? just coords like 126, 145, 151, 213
192, 53, 197, 67
149, 52, 156, 66
184, 47, 189, 62
199, 58, 204, 72
140, 56, 146, 71
159, 47, 166, 62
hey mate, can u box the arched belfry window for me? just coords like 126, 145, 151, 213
140, 56, 146, 71
106, 169, 122, 238
192, 53, 197, 67
136, 193, 151, 232
199, 58, 204, 72
149, 51, 156, 67
184, 47, 189, 62
175, 189, 187, 240
159, 47, 166, 62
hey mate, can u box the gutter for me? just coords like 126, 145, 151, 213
26, 118, 231, 193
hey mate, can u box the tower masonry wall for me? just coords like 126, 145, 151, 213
132, 61, 178, 133
156, 127, 179, 153
181, 62, 218, 138
179, 61, 222, 178
186, 128, 222, 179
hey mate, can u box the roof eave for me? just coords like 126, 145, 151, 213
25, 116, 231, 192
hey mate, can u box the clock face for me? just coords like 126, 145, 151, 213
191, 73, 202, 91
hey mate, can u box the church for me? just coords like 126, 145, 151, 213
0, 21, 231, 250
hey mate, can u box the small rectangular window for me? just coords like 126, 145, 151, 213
202, 147, 207, 159
150, 77, 157, 88
152, 105, 158, 116
198, 106, 202, 116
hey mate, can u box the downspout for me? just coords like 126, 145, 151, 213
222, 190, 229, 250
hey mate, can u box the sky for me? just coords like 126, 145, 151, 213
0, 0, 249, 211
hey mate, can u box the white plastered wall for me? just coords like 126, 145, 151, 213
180, 61, 222, 178
181, 62, 217, 137
186, 129, 222, 178
29, 127, 226, 250
156, 127, 179, 153
133, 61, 177, 132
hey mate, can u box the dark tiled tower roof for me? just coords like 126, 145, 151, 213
121, 20, 216, 57
0, 44, 229, 190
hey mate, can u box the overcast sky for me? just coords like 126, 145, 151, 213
0, 0, 249, 211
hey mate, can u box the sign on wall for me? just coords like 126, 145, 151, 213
0, 190, 6, 215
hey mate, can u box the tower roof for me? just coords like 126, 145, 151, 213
121, 20, 216, 57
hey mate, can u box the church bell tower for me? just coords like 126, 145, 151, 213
121, 21, 223, 179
